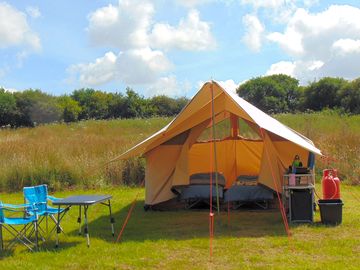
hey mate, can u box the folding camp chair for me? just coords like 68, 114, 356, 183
0, 202, 39, 251
23, 185, 67, 240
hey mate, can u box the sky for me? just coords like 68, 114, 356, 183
1, 0, 360, 97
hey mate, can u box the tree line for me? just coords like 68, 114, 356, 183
0, 88, 188, 127
237, 75, 360, 114
1, 74, 359, 127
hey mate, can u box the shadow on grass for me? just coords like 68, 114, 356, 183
39, 239, 81, 252
0, 239, 81, 256
0, 249, 14, 259
67, 200, 289, 243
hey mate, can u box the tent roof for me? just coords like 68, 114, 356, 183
116, 81, 321, 160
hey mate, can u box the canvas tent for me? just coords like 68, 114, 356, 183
115, 81, 321, 206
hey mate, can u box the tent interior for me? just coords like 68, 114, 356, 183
118, 81, 320, 208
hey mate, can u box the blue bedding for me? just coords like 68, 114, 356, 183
180, 185, 224, 200
224, 185, 274, 203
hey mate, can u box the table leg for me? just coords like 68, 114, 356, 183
78, 206, 82, 235
108, 200, 115, 237
56, 205, 60, 248
84, 205, 90, 247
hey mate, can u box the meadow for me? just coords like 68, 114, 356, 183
0, 111, 359, 269
0, 111, 358, 193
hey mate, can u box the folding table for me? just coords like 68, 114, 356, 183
52, 195, 114, 247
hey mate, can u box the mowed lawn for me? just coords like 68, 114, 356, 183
1, 185, 360, 269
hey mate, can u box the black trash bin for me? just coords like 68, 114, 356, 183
318, 199, 343, 225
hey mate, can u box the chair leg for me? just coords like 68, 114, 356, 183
0, 224, 3, 251
26, 215, 46, 240
5, 224, 35, 251
34, 221, 39, 251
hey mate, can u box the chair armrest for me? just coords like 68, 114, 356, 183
47, 195, 62, 202
1, 203, 38, 213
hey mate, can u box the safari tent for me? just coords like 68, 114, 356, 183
116, 81, 321, 206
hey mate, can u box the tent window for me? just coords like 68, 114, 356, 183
161, 130, 190, 145
238, 118, 261, 140
197, 118, 230, 142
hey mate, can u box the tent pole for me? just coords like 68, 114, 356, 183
211, 81, 220, 214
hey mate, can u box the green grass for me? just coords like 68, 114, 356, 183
1, 185, 360, 269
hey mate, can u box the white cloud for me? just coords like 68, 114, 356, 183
150, 9, 216, 51
266, 61, 296, 77
176, 0, 213, 7
68, 51, 118, 86
241, 0, 295, 9
26, 6, 41, 18
0, 86, 19, 93
147, 75, 192, 97
196, 79, 240, 93
70, 1, 217, 89
242, 14, 264, 52
332, 39, 360, 55
87, 0, 154, 50
68, 48, 172, 86
218, 79, 239, 93
0, 2, 41, 51
268, 6, 360, 58
266, 5, 360, 82
241, 0, 299, 23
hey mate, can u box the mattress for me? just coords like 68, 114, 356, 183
224, 185, 274, 203
180, 185, 224, 200
189, 172, 226, 186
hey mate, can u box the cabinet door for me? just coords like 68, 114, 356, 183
290, 189, 313, 222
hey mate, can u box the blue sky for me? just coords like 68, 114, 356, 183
1, 0, 360, 97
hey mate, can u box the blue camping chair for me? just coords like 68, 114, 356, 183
23, 185, 67, 239
0, 202, 38, 251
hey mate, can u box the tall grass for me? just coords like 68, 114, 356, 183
0, 111, 358, 192
0, 118, 170, 192
275, 111, 360, 184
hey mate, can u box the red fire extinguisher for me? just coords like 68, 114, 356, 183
322, 169, 341, 199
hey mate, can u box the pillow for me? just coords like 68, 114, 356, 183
235, 175, 258, 186
189, 172, 226, 186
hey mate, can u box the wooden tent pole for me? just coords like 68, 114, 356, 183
211, 81, 220, 214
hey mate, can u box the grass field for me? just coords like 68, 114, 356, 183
1, 185, 360, 269
0, 111, 359, 193
0, 118, 170, 192
0, 112, 359, 269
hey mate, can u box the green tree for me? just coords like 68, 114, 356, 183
57, 96, 82, 122
150, 95, 189, 116
303, 77, 348, 111
150, 95, 178, 116
236, 74, 300, 114
338, 77, 360, 114
71, 88, 111, 120
123, 88, 151, 118
14, 89, 61, 127
0, 88, 17, 126
107, 93, 126, 119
